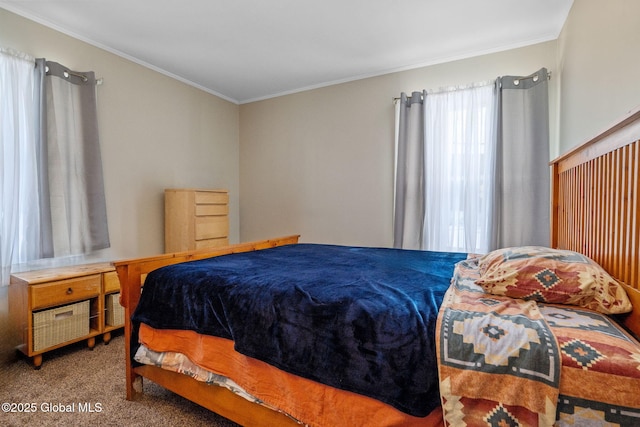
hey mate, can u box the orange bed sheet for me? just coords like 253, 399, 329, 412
138, 323, 443, 427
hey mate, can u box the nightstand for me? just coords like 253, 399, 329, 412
9, 262, 122, 368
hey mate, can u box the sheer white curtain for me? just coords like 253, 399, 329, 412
394, 82, 496, 253
423, 82, 496, 253
0, 48, 42, 285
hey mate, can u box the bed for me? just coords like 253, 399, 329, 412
114, 108, 640, 427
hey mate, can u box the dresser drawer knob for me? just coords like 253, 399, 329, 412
66, 287, 73, 295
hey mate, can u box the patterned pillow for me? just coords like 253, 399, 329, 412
476, 246, 632, 314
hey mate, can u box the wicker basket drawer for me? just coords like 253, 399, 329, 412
31, 274, 101, 310
33, 300, 90, 351
105, 293, 124, 327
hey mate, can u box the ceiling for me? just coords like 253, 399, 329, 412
1, 0, 573, 104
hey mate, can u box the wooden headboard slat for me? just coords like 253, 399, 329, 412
619, 145, 632, 280
632, 144, 640, 288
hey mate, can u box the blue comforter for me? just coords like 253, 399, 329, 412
132, 243, 466, 416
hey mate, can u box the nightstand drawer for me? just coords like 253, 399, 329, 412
31, 274, 101, 310
103, 271, 120, 293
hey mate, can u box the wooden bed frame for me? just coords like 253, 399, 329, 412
114, 235, 302, 426
113, 108, 640, 426
551, 106, 640, 339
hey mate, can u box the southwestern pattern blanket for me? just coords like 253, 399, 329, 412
438, 257, 640, 427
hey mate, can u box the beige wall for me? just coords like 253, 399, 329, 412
0, 9, 239, 361
240, 42, 559, 247
557, 0, 640, 154
0, 9, 241, 257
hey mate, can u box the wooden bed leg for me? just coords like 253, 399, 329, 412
117, 261, 146, 401
127, 370, 144, 401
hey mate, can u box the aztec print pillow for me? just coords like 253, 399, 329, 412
476, 246, 632, 314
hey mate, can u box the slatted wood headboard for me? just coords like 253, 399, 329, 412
551, 107, 640, 337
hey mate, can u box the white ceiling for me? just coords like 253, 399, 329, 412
1, 0, 573, 104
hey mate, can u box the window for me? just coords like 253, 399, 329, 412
0, 49, 109, 286
395, 69, 550, 252
394, 82, 496, 253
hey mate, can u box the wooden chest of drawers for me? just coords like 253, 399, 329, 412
9, 262, 122, 368
165, 189, 229, 252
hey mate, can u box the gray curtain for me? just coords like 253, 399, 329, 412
34, 58, 53, 258
491, 68, 550, 249
394, 91, 426, 249
42, 61, 110, 256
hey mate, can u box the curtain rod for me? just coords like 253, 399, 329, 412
512, 70, 551, 86
393, 71, 551, 102
66, 69, 88, 82
44, 64, 104, 85
61, 69, 104, 85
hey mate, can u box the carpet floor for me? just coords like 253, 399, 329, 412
0, 332, 240, 426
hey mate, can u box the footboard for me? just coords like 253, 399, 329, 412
112, 235, 300, 402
